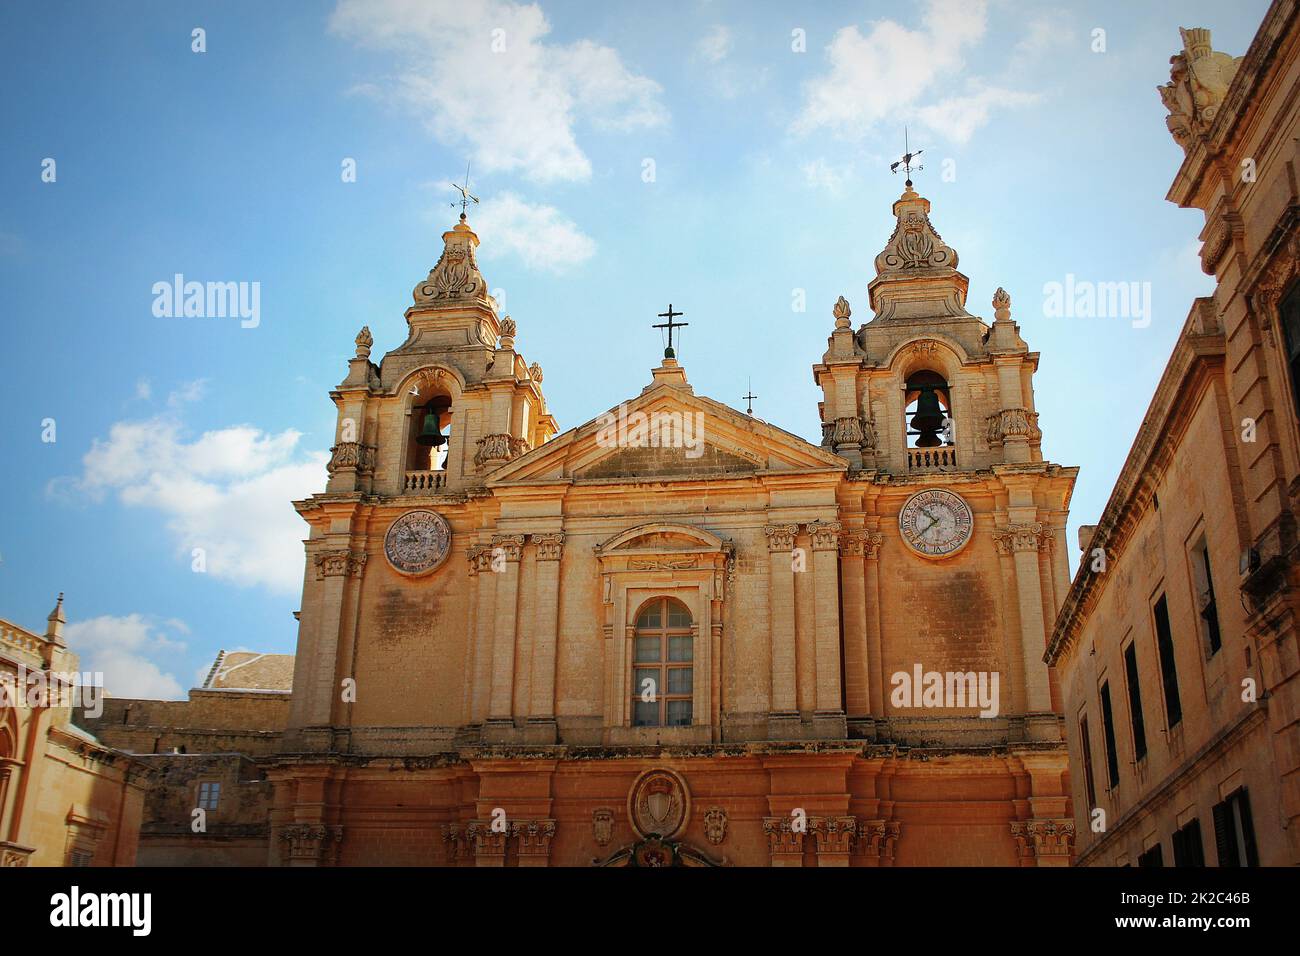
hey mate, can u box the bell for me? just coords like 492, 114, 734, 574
416, 404, 447, 448
910, 386, 945, 447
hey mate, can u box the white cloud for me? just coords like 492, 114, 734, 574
915, 84, 1041, 144
134, 378, 152, 401
1013, 10, 1073, 63
801, 158, 855, 195
697, 25, 732, 63
792, 0, 1039, 144
55, 416, 328, 595
63, 614, 187, 699
473, 192, 596, 273
167, 378, 206, 407
331, 0, 667, 183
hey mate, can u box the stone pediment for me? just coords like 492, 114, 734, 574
486, 383, 846, 485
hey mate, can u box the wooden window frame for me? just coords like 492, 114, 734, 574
631, 597, 694, 728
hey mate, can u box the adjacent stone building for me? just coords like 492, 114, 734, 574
79, 649, 290, 866
0, 598, 148, 866
1047, 2, 1300, 866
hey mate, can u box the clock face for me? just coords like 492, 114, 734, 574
899, 489, 973, 558
384, 510, 452, 575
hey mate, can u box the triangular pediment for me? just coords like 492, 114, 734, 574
486, 382, 846, 485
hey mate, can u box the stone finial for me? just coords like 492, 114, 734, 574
413, 218, 489, 307
874, 189, 958, 275
1157, 26, 1242, 153
498, 316, 517, 349
867, 186, 968, 320
355, 326, 373, 359
529, 361, 543, 383
833, 296, 852, 329
45, 592, 66, 646
992, 288, 1011, 322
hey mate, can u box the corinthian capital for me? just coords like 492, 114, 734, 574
993, 523, 1053, 554
807, 520, 843, 551
764, 524, 799, 552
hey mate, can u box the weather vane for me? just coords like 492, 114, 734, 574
652, 304, 688, 359
450, 162, 479, 220
890, 127, 924, 187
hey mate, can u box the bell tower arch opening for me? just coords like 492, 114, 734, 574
407, 396, 453, 472
904, 369, 953, 449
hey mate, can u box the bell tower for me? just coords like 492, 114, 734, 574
814, 180, 1077, 746
286, 212, 556, 749
321, 213, 557, 502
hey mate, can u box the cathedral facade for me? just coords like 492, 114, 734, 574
261, 179, 1078, 867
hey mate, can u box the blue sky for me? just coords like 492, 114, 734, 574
0, 0, 1266, 698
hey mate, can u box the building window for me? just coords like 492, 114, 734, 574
67, 848, 94, 867
903, 371, 954, 448
1212, 787, 1259, 866
1172, 819, 1205, 867
1079, 714, 1097, 807
1278, 280, 1300, 420
1153, 594, 1182, 729
632, 598, 693, 728
1123, 642, 1147, 762
197, 780, 222, 812
1137, 844, 1164, 868
1099, 681, 1120, 789
1191, 542, 1222, 656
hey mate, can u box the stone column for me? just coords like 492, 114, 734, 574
858, 820, 901, 867
812, 816, 857, 867
765, 524, 800, 733
299, 547, 366, 733
863, 532, 885, 716
1010, 819, 1075, 868
526, 533, 564, 743
762, 817, 806, 867
840, 531, 870, 725
485, 534, 526, 739
511, 819, 557, 867
994, 524, 1054, 718
809, 520, 845, 737
467, 820, 508, 867
470, 546, 497, 725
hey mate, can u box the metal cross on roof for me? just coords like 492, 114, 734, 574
652, 304, 689, 359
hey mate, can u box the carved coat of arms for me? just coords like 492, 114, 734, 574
627, 769, 690, 840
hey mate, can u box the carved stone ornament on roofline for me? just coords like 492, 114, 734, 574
1157, 26, 1243, 154
413, 221, 487, 305
875, 205, 958, 274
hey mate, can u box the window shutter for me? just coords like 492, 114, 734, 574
1212, 800, 1237, 866
1236, 790, 1259, 867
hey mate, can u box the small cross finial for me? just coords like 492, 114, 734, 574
743, 379, 758, 416
889, 127, 924, 187
652, 304, 689, 359
449, 162, 479, 220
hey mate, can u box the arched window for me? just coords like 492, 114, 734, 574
407, 397, 453, 472
632, 598, 693, 727
904, 370, 954, 448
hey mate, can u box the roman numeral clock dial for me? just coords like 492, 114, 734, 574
899, 488, 974, 558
